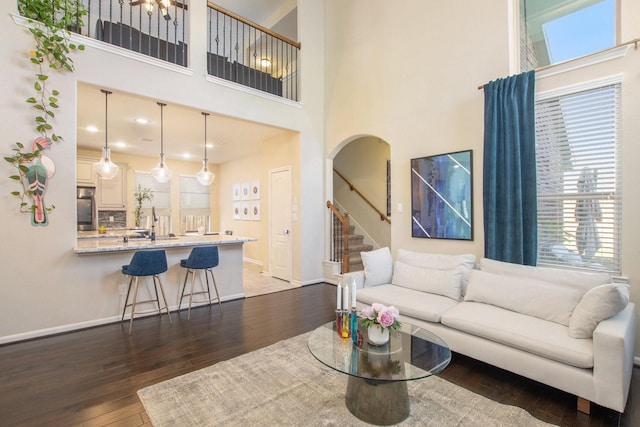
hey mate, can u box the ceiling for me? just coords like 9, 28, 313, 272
77, 0, 297, 164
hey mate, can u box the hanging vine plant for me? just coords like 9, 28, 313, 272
4, 0, 87, 225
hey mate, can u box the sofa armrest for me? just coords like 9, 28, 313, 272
592, 302, 636, 412
342, 271, 365, 289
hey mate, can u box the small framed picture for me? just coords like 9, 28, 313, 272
241, 201, 250, 220
232, 184, 241, 201
241, 182, 250, 200
250, 200, 261, 220
251, 180, 260, 200
233, 202, 241, 220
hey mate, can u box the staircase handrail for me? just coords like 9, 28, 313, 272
326, 201, 350, 273
333, 168, 391, 224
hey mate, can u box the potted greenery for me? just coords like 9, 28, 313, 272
5, 0, 86, 224
133, 185, 154, 228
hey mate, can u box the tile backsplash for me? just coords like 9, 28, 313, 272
98, 211, 127, 229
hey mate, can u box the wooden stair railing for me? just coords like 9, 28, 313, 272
333, 168, 391, 224
327, 201, 350, 273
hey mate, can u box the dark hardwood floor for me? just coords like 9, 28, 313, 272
0, 283, 637, 426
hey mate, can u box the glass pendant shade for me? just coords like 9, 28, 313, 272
151, 102, 172, 183
196, 111, 215, 186
95, 147, 119, 180
151, 154, 172, 184
195, 161, 215, 186
94, 89, 119, 179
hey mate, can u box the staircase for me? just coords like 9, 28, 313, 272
344, 225, 374, 272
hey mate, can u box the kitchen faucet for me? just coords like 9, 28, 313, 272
150, 206, 157, 241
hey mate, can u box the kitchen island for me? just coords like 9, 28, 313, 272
74, 234, 257, 313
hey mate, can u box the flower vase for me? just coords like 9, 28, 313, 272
367, 325, 390, 346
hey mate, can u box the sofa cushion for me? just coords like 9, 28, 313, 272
391, 261, 463, 300
396, 249, 476, 294
442, 302, 594, 368
361, 247, 393, 287
357, 284, 459, 323
479, 258, 611, 293
464, 269, 582, 326
569, 283, 630, 338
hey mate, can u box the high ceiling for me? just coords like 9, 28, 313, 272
76, 0, 297, 164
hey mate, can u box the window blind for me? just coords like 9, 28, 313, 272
535, 83, 621, 274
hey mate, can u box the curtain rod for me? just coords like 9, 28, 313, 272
477, 38, 639, 91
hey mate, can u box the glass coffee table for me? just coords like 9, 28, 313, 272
308, 321, 451, 425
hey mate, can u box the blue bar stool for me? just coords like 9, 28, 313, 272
121, 249, 173, 334
178, 246, 223, 319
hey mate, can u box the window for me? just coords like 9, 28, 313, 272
179, 176, 211, 234
520, 0, 616, 71
535, 80, 621, 273
135, 172, 172, 235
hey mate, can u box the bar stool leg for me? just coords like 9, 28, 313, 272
155, 275, 173, 325
188, 269, 197, 320
129, 277, 140, 335
122, 276, 133, 322
208, 268, 223, 312
178, 269, 191, 311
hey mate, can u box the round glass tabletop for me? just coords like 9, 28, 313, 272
307, 320, 451, 383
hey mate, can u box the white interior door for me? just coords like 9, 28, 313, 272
269, 167, 292, 281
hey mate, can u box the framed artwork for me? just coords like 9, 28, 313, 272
251, 180, 260, 200
233, 202, 241, 220
241, 201, 250, 220
232, 184, 241, 201
250, 200, 261, 220
410, 150, 473, 240
241, 182, 251, 200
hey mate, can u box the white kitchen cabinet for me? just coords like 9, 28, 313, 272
77, 158, 97, 187
97, 163, 127, 210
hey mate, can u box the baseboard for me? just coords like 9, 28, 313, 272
243, 257, 262, 266
0, 293, 244, 346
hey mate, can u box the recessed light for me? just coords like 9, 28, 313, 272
206, 143, 213, 148
86, 125, 98, 133
135, 118, 150, 124
260, 58, 272, 67
113, 141, 127, 148
182, 153, 191, 159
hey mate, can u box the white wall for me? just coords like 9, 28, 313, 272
323, 0, 640, 355
0, 0, 324, 342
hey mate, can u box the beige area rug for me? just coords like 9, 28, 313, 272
138, 333, 555, 426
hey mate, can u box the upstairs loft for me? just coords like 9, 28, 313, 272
50, 0, 300, 101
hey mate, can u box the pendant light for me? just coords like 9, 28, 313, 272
195, 112, 215, 186
94, 89, 119, 180
151, 102, 172, 183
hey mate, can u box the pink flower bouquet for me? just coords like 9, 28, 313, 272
360, 303, 401, 331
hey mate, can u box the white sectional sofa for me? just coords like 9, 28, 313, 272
344, 247, 636, 414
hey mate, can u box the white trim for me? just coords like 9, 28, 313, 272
537, 45, 629, 80
0, 295, 243, 345
205, 74, 303, 108
536, 73, 624, 101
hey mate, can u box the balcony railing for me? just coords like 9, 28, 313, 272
39, 1, 299, 100
206, 3, 300, 101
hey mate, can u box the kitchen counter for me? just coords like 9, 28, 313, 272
74, 234, 256, 254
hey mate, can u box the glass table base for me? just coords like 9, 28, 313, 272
345, 376, 410, 425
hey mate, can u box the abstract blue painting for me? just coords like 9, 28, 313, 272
411, 150, 473, 240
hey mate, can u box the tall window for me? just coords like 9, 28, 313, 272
179, 176, 211, 234
135, 172, 172, 235
535, 80, 621, 273
520, 0, 616, 71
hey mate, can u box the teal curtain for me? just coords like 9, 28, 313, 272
483, 71, 537, 265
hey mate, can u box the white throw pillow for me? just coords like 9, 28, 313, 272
361, 247, 393, 287
391, 261, 463, 300
569, 283, 630, 339
479, 258, 611, 293
464, 269, 583, 326
396, 249, 476, 294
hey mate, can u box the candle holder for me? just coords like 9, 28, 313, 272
350, 309, 361, 345
336, 310, 351, 339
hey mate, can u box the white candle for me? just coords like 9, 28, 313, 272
351, 278, 357, 309
336, 284, 342, 310
343, 285, 349, 313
